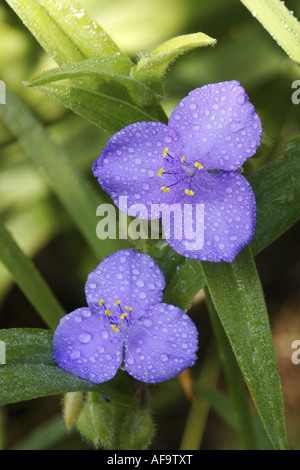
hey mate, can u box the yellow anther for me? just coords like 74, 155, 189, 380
98, 299, 104, 306
111, 324, 119, 332
125, 306, 132, 311
161, 186, 170, 192
185, 189, 195, 196
194, 162, 203, 170
113, 300, 121, 306
181, 156, 185, 163
120, 312, 128, 320
105, 310, 112, 317
157, 168, 164, 177
163, 147, 168, 158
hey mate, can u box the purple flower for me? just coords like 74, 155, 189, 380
93, 81, 262, 262
53, 249, 198, 384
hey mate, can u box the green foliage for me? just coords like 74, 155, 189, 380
1, 0, 300, 452
202, 247, 288, 450
0, 329, 135, 406
131, 33, 216, 94
0, 219, 64, 329
76, 392, 154, 450
240, 0, 300, 64
249, 136, 300, 255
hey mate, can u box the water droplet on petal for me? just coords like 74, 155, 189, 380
78, 332, 92, 343
237, 94, 245, 105
161, 354, 168, 362
70, 350, 81, 360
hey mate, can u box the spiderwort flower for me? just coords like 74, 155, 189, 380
93, 81, 262, 262
53, 249, 198, 384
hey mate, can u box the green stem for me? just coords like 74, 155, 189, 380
240, 0, 300, 63
205, 286, 258, 450
179, 339, 220, 450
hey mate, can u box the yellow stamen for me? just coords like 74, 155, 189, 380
194, 162, 203, 170
98, 299, 104, 306
157, 168, 164, 177
185, 189, 195, 196
105, 310, 112, 317
111, 324, 119, 332
181, 156, 185, 163
120, 312, 128, 320
125, 306, 132, 311
113, 300, 121, 306
161, 186, 170, 192
163, 147, 168, 158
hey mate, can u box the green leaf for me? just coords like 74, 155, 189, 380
193, 384, 273, 450
205, 286, 259, 449
5, 0, 132, 66
10, 415, 68, 450
26, 57, 156, 108
240, 0, 300, 64
202, 246, 288, 450
131, 33, 216, 93
0, 218, 64, 329
193, 384, 237, 431
149, 240, 205, 310
30, 83, 157, 133
249, 136, 300, 255
0, 88, 127, 259
0, 329, 135, 406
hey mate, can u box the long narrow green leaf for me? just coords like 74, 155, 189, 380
5, 0, 131, 65
0, 329, 135, 405
193, 384, 273, 450
249, 136, 300, 255
132, 33, 216, 93
240, 0, 300, 64
0, 220, 64, 329
10, 415, 68, 450
31, 83, 157, 133
26, 58, 156, 108
202, 246, 288, 450
205, 286, 259, 450
0, 89, 127, 259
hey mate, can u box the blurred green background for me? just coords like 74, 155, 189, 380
0, 0, 300, 450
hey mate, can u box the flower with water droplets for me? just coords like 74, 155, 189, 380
93, 81, 262, 262
53, 249, 198, 384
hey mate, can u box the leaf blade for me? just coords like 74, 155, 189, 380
0, 329, 134, 405
5, 0, 131, 65
0, 88, 127, 259
31, 83, 157, 133
132, 33, 216, 93
249, 136, 300, 255
26, 58, 156, 108
0, 220, 64, 329
202, 246, 288, 450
